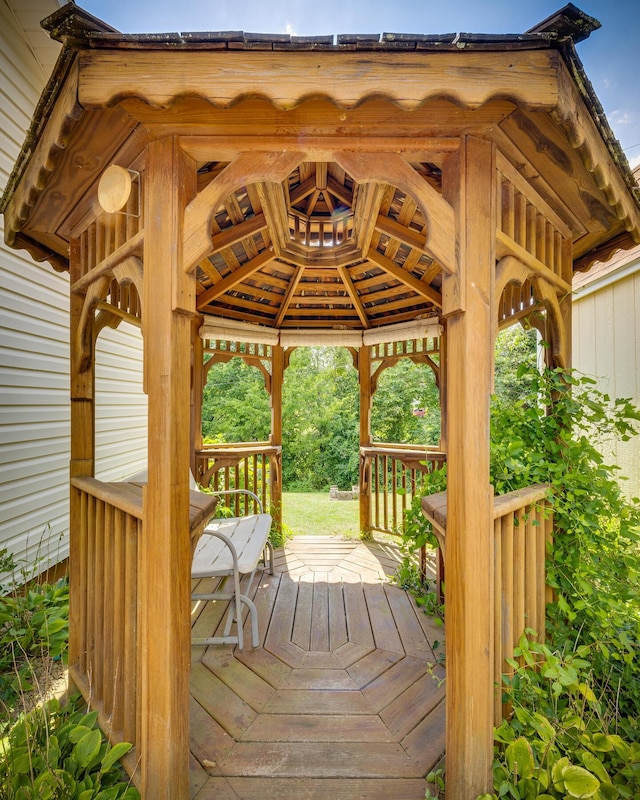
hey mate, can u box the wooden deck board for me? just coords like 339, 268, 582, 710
379, 668, 446, 739
347, 648, 404, 688
190, 662, 257, 740
224, 778, 427, 799
364, 582, 404, 653
240, 713, 395, 742
190, 537, 446, 799
310, 572, 330, 651
262, 688, 372, 715
383, 583, 435, 660
202, 649, 276, 712
218, 741, 419, 778
361, 657, 431, 713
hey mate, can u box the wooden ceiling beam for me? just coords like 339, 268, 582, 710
355, 183, 388, 254
275, 265, 305, 326
367, 248, 443, 307
375, 214, 429, 254
280, 307, 358, 317
210, 212, 267, 253
337, 264, 370, 328
289, 175, 316, 206
315, 162, 328, 191
256, 182, 290, 257
196, 250, 275, 309
197, 257, 222, 285
180, 136, 458, 165
326, 176, 354, 207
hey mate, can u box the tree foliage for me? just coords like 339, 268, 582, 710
402, 348, 640, 799
282, 347, 359, 491
371, 358, 440, 445
202, 357, 270, 443
201, 325, 539, 492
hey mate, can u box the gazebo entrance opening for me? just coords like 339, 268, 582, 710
194, 333, 446, 540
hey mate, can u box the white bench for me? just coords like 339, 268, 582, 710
191, 489, 274, 649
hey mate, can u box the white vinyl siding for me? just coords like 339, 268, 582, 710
572, 256, 640, 500
0, 1, 147, 583
95, 323, 147, 481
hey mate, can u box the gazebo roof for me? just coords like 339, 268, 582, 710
3, 1, 640, 332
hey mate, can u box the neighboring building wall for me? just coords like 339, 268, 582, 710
572, 244, 640, 500
0, 1, 147, 582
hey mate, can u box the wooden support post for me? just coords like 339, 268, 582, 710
358, 345, 372, 536
442, 136, 495, 798
69, 237, 95, 682
140, 137, 196, 800
270, 343, 284, 526
191, 321, 204, 480
438, 326, 448, 453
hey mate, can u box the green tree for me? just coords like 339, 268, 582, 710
493, 323, 538, 404
282, 347, 359, 491
371, 358, 440, 445
201, 357, 270, 443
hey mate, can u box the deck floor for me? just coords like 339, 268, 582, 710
189, 536, 445, 799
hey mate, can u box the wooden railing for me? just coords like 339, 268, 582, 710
69, 477, 143, 780
421, 483, 553, 724
195, 443, 282, 525
69, 477, 218, 784
360, 444, 446, 536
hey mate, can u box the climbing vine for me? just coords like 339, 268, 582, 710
404, 363, 640, 799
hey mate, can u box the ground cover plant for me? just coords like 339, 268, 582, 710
0, 551, 139, 798
404, 362, 640, 799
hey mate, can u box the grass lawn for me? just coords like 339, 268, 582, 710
282, 491, 360, 537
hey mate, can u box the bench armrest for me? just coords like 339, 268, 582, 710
213, 488, 263, 514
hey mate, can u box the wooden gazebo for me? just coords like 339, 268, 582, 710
3, 2, 640, 797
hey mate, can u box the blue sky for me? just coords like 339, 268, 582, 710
80, 0, 640, 167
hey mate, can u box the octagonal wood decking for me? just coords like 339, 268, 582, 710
189, 536, 445, 799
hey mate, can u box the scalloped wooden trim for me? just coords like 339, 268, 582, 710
553, 65, 640, 246
4, 60, 83, 249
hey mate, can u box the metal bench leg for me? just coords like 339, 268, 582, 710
264, 540, 275, 575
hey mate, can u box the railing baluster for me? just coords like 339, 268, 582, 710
494, 516, 503, 725
111, 507, 125, 733
103, 502, 115, 715
525, 504, 538, 639
513, 508, 526, 657
124, 514, 138, 746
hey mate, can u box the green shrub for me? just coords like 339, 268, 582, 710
481, 636, 640, 799
0, 578, 69, 712
0, 694, 139, 799
401, 365, 640, 798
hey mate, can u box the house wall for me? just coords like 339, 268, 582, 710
572, 248, 640, 501
0, 1, 147, 583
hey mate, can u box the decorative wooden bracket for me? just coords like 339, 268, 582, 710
76, 276, 111, 374
182, 151, 305, 273
333, 151, 456, 276
494, 254, 568, 368
532, 278, 568, 369
75, 255, 144, 373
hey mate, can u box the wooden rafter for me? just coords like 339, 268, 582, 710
275, 265, 305, 326
210, 213, 267, 253
196, 250, 275, 309
367, 248, 442, 307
